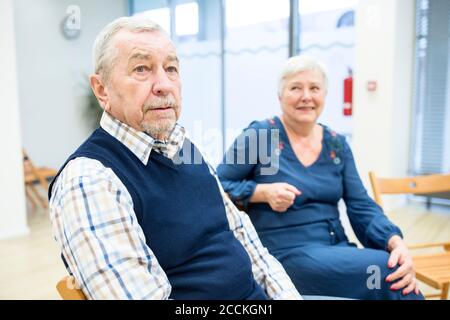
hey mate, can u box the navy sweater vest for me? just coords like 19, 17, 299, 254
49, 128, 267, 300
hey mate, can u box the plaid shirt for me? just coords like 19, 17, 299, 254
49, 112, 301, 300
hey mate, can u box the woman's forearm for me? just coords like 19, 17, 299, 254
249, 184, 268, 203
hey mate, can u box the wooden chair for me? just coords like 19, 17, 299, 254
369, 171, 450, 299
56, 276, 86, 300
23, 149, 57, 209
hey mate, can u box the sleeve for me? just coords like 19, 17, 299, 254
341, 139, 403, 251
49, 158, 172, 299
212, 174, 301, 300
216, 122, 261, 207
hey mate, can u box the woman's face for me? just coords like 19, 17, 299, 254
279, 69, 326, 126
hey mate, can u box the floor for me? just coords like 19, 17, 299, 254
0, 203, 449, 300
0, 208, 66, 299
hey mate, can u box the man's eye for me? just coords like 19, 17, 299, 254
167, 66, 178, 73
135, 66, 149, 73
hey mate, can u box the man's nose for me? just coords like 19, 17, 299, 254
152, 67, 172, 95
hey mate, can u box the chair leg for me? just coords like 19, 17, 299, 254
28, 184, 48, 209
25, 187, 38, 210
441, 283, 449, 300
426, 197, 431, 210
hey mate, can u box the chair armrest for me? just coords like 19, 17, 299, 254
408, 241, 450, 251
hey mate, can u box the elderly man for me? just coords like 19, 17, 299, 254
49, 16, 301, 300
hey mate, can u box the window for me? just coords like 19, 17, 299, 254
298, 0, 358, 15
298, 0, 358, 32
131, 1, 199, 38
296, 0, 357, 136
133, 7, 171, 35
128, 0, 358, 161
226, 0, 289, 28
175, 2, 199, 36
411, 0, 450, 175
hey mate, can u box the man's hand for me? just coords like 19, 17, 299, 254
386, 235, 420, 296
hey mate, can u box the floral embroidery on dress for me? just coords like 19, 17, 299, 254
324, 126, 344, 165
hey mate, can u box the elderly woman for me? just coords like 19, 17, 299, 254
217, 55, 424, 300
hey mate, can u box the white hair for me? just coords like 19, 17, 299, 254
93, 16, 168, 82
277, 55, 328, 96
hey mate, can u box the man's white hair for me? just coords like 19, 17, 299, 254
93, 16, 168, 82
277, 55, 328, 96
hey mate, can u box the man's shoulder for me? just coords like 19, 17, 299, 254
50, 155, 134, 206
52, 157, 112, 193
64, 157, 110, 179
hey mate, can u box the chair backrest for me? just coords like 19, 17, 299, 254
56, 276, 87, 300
369, 171, 450, 208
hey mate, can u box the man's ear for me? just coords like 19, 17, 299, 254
90, 74, 110, 112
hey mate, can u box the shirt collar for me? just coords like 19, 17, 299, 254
100, 111, 185, 165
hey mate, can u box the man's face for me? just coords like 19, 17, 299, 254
104, 29, 181, 140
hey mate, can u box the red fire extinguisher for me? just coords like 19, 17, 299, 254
343, 68, 353, 116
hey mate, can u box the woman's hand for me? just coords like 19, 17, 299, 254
386, 235, 420, 296
251, 183, 301, 212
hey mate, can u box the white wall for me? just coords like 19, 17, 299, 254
14, 0, 127, 169
353, 0, 415, 207
0, 0, 29, 240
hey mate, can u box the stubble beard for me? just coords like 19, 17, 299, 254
141, 95, 179, 141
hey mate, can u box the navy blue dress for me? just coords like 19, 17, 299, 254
217, 116, 424, 300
